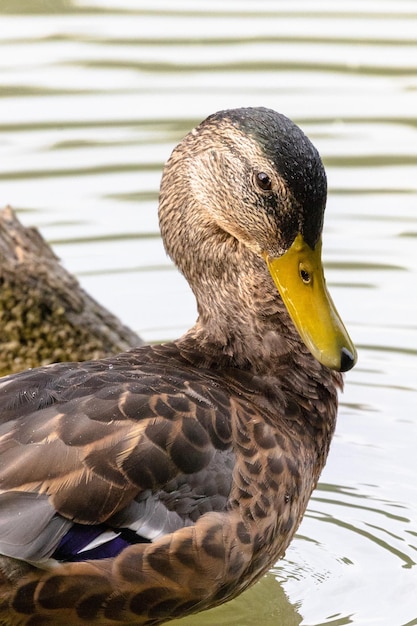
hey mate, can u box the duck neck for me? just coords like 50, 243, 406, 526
175, 243, 342, 460
176, 236, 305, 376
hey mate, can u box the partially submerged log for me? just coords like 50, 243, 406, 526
0, 206, 142, 376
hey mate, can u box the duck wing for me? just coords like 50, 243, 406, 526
0, 345, 233, 564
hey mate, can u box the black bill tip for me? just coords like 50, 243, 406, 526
340, 347, 357, 372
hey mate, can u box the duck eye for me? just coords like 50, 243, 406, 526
255, 171, 272, 191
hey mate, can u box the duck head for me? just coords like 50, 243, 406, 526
159, 107, 357, 373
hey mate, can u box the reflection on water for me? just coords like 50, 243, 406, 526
174, 574, 303, 626
1, 1, 417, 624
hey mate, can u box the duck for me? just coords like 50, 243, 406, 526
0, 107, 356, 626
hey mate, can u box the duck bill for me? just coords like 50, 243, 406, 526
264, 233, 357, 372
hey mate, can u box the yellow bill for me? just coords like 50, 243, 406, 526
264, 233, 357, 372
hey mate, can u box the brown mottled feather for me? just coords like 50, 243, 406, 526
0, 107, 349, 625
